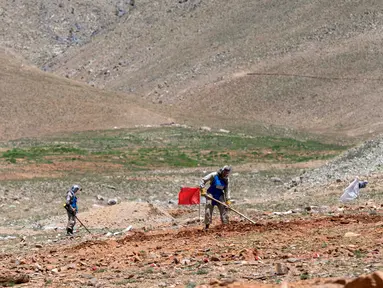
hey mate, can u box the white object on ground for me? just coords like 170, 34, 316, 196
123, 225, 133, 232
340, 178, 360, 202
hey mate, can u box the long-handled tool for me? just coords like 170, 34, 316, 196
65, 206, 92, 234
204, 194, 257, 224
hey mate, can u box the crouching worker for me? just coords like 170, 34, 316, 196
200, 166, 232, 230
65, 185, 81, 236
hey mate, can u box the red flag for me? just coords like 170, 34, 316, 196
178, 187, 200, 205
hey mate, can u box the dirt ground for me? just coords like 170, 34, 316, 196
1, 201, 383, 288
0, 149, 381, 287
3, 1, 383, 287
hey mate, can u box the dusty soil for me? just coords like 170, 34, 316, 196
44, 201, 176, 231
0, 160, 124, 181
1, 203, 383, 287
2, 2, 383, 287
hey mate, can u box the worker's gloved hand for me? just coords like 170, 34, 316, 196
226, 200, 231, 206
200, 187, 207, 196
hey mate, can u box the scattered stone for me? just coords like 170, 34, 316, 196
239, 249, 259, 261
66, 263, 77, 270
275, 263, 288, 275
116, 8, 126, 17
271, 177, 282, 183
184, 218, 200, 225
273, 210, 293, 215
181, 258, 191, 265
133, 255, 142, 262
0, 273, 30, 285
200, 126, 211, 131
0, 236, 17, 241
35, 263, 43, 271
291, 177, 303, 186
344, 232, 361, 238
209, 279, 221, 285
286, 258, 300, 263
89, 277, 98, 286
292, 208, 303, 213
210, 256, 220, 262
107, 199, 118, 205
123, 225, 133, 232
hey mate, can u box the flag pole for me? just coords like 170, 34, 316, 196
198, 194, 201, 222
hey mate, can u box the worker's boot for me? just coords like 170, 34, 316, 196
204, 224, 209, 231
66, 228, 73, 236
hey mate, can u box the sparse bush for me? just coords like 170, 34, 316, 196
196, 269, 208, 275
185, 281, 197, 288
300, 272, 310, 280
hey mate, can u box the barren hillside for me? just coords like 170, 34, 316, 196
3, 0, 383, 138
3, 2, 383, 288
0, 0, 133, 66
0, 48, 171, 141
2, 1, 383, 140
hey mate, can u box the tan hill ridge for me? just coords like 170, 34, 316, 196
2, 1, 383, 140
0, 48, 171, 141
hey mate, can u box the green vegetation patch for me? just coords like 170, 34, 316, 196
0, 127, 348, 169
1, 146, 87, 163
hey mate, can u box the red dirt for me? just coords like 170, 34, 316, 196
1, 213, 383, 287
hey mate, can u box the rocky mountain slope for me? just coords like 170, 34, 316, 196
0, 0, 135, 66
302, 135, 383, 185
2, 0, 383, 140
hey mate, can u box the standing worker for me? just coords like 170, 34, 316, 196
65, 184, 81, 236
200, 166, 232, 230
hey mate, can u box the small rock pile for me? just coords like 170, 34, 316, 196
301, 135, 383, 185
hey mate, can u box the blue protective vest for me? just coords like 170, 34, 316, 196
68, 192, 78, 212
207, 175, 227, 206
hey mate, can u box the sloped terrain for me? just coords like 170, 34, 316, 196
3, 0, 383, 139
0, 48, 171, 141
302, 135, 383, 185
2, 1, 383, 287
0, 0, 134, 66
